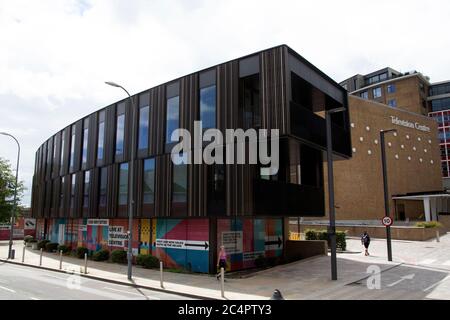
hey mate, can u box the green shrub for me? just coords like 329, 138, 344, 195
57, 244, 71, 254
37, 239, 50, 250
305, 229, 347, 251
136, 254, 159, 269
76, 246, 89, 259
254, 255, 266, 268
111, 250, 127, 264
45, 242, 59, 252
24, 235, 34, 243
92, 249, 110, 261
415, 221, 443, 228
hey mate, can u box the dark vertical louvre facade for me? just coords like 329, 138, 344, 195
31, 45, 351, 220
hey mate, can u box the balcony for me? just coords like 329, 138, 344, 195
289, 101, 351, 157
253, 179, 325, 216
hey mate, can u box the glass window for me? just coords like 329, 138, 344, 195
99, 167, 107, 207
138, 106, 150, 150
118, 163, 129, 205
143, 158, 155, 204
59, 176, 65, 209
69, 125, 76, 170
82, 119, 89, 165
60, 131, 65, 174
360, 91, 368, 99
388, 99, 397, 107
200, 85, 216, 129
116, 114, 125, 155
431, 97, 450, 112
373, 87, 382, 98
70, 174, 76, 208
83, 171, 90, 208
97, 111, 105, 161
379, 73, 387, 81
387, 84, 396, 93
172, 162, 187, 203
166, 96, 180, 143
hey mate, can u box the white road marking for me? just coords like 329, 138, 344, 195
424, 275, 450, 292
387, 274, 415, 287
442, 260, 450, 266
0, 285, 16, 293
419, 259, 436, 265
29, 297, 39, 300
103, 287, 160, 300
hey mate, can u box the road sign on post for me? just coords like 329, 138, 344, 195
382, 216, 393, 227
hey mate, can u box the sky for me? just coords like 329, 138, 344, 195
0, 0, 449, 206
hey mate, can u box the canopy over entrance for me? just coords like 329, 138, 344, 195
392, 191, 450, 222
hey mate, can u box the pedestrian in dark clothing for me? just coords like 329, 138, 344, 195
361, 231, 371, 256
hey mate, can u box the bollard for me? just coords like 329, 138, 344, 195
22, 246, 26, 263
436, 229, 440, 242
220, 267, 225, 298
160, 261, 164, 288
59, 250, 63, 270
39, 248, 43, 266
84, 253, 88, 274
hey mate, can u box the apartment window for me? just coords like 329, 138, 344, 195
373, 87, 382, 98
97, 111, 105, 161
138, 97, 150, 150
82, 118, 89, 165
83, 171, 90, 208
200, 69, 216, 129
116, 103, 126, 156
360, 91, 368, 99
99, 167, 107, 207
172, 162, 187, 203
69, 125, 76, 170
143, 158, 155, 204
388, 99, 397, 107
118, 162, 129, 205
70, 173, 76, 208
387, 84, 396, 93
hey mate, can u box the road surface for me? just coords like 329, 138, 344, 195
0, 262, 194, 300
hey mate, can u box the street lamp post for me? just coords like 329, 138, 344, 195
105, 81, 136, 280
325, 106, 346, 281
380, 129, 397, 262
0, 132, 20, 259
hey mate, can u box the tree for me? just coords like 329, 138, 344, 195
0, 157, 25, 223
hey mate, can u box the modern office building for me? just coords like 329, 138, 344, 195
428, 81, 450, 188
340, 67, 430, 115
31, 45, 352, 273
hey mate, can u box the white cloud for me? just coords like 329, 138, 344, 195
0, 0, 449, 206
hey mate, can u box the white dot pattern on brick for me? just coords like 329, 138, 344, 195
395, 154, 399, 159
359, 137, 364, 142
406, 135, 410, 139
352, 148, 356, 153
420, 158, 423, 162
388, 142, 392, 147
408, 156, 411, 161
374, 139, 378, 144
366, 126, 370, 131
351, 123, 355, 128
368, 150, 372, 155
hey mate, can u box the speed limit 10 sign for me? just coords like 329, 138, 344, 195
382, 216, 393, 227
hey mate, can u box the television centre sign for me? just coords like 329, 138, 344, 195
390, 116, 430, 132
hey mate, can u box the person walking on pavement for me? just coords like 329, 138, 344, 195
361, 231, 371, 256
216, 245, 227, 281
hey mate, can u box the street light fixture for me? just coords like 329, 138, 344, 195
0, 132, 20, 259
380, 129, 397, 262
105, 81, 136, 280
325, 106, 346, 281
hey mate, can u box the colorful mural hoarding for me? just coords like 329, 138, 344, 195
217, 218, 283, 272
151, 218, 209, 273
139, 219, 151, 255
0, 217, 36, 240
